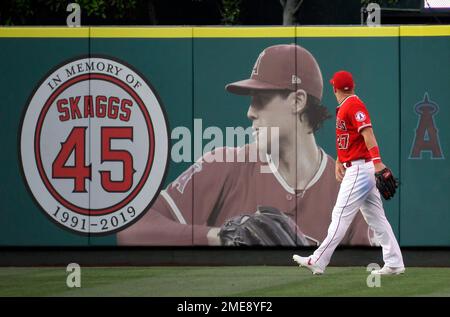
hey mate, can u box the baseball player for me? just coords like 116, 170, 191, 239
117, 45, 373, 246
293, 70, 405, 275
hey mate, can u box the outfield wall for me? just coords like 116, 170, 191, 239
0, 26, 448, 247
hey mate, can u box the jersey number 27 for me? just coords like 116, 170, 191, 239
337, 134, 349, 150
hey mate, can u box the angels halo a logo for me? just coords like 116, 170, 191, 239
20, 56, 169, 235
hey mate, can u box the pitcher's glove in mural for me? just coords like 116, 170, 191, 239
218, 206, 311, 246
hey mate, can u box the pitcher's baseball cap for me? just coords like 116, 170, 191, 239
225, 44, 323, 100
330, 70, 354, 91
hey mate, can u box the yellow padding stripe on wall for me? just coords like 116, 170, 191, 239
193, 27, 295, 37
400, 25, 450, 37
0, 27, 89, 37
90, 27, 192, 38
0, 26, 449, 38
299, 26, 399, 37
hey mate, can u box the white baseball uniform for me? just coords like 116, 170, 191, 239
309, 95, 404, 270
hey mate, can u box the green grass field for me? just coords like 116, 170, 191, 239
1, 266, 449, 297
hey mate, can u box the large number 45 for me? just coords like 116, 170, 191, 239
52, 126, 134, 193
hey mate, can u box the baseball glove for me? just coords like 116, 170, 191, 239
375, 167, 399, 200
218, 206, 312, 246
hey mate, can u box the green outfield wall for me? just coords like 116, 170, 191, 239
0, 26, 448, 247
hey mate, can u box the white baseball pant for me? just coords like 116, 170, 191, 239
310, 159, 404, 270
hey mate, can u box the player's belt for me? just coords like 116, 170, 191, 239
343, 158, 372, 168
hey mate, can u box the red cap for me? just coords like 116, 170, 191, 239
330, 71, 354, 91
226, 44, 323, 100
